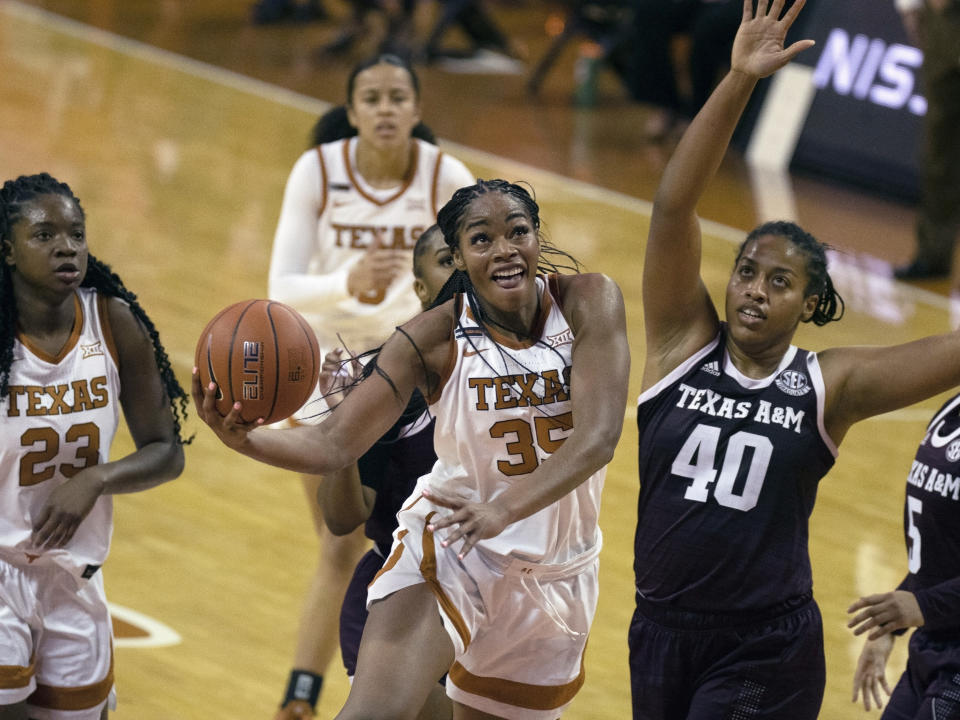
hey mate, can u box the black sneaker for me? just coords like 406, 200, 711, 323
893, 257, 950, 280
252, 0, 326, 24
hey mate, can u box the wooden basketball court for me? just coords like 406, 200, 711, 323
1, 1, 953, 717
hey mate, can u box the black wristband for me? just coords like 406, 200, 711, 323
282, 669, 323, 709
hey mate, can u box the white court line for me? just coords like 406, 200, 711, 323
746, 63, 817, 172
0, 1, 952, 316
109, 602, 182, 648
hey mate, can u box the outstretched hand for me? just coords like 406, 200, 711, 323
191, 367, 262, 450
847, 590, 925, 640
851, 634, 894, 711
731, 0, 815, 79
424, 486, 512, 559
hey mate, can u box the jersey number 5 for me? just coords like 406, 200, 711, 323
19, 423, 101, 486
490, 412, 573, 476
672, 424, 772, 511
906, 496, 922, 573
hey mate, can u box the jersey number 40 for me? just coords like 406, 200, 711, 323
672, 423, 773, 512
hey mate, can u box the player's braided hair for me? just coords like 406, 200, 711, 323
739, 220, 845, 326
0, 173, 191, 443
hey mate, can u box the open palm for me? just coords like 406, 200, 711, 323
731, 0, 815, 78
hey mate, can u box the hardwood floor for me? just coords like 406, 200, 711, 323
0, 1, 951, 718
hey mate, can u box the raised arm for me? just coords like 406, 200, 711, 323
643, 0, 815, 385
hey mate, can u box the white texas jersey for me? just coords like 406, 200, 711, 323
0, 288, 119, 584
268, 136, 474, 353
424, 275, 604, 565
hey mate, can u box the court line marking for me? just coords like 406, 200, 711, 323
2, 0, 950, 314
109, 602, 182, 648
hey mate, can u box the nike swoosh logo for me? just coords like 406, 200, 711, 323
929, 419, 960, 448
463, 348, 487, 357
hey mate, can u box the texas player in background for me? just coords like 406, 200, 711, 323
0, 173, 188, 719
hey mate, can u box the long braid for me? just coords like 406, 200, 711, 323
0, 173, 190, 443
0, 262, 14, 399
82, 256, 192, 444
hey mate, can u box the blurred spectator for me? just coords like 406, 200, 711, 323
893, 0, 960, 282
251, 0, 327, 24
316, 0, 416, 58
626, 0, 740, 140
421, 0, 526, 73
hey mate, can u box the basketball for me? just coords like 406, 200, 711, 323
195, 299, 320, 424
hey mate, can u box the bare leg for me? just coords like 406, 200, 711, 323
282, 474, 369, 709
335, 584, 454, 720
417, 684, 452, 720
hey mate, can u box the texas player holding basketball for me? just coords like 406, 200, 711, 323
195, 178, 630, 719
265, 54, 474, 719
633, 1, 960, 718
0, 174, 187, 719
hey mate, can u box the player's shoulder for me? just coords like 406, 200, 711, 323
554, 271, 618, 292
392, 299, 457, 353
552, 272, 623, 310
99, 294, 150, 355
431, 145, 473, 181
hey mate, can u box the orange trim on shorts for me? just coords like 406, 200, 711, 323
29, 649, 113, 710
448, 653, 585, 712
370, 529, 409, 585
420, 512, 471, 649
0, 656, 35, 690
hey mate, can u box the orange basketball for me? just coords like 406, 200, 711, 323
195, 300, 320, 424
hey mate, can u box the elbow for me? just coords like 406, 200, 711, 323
592, 441, 618, 471
324, 517, 360, 536
320, 504, 362, 536
651, 194, 690, 224
590, 427, 622, 470
165, 442, 186, 481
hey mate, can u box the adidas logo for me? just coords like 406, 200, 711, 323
700, 361, 720, 376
